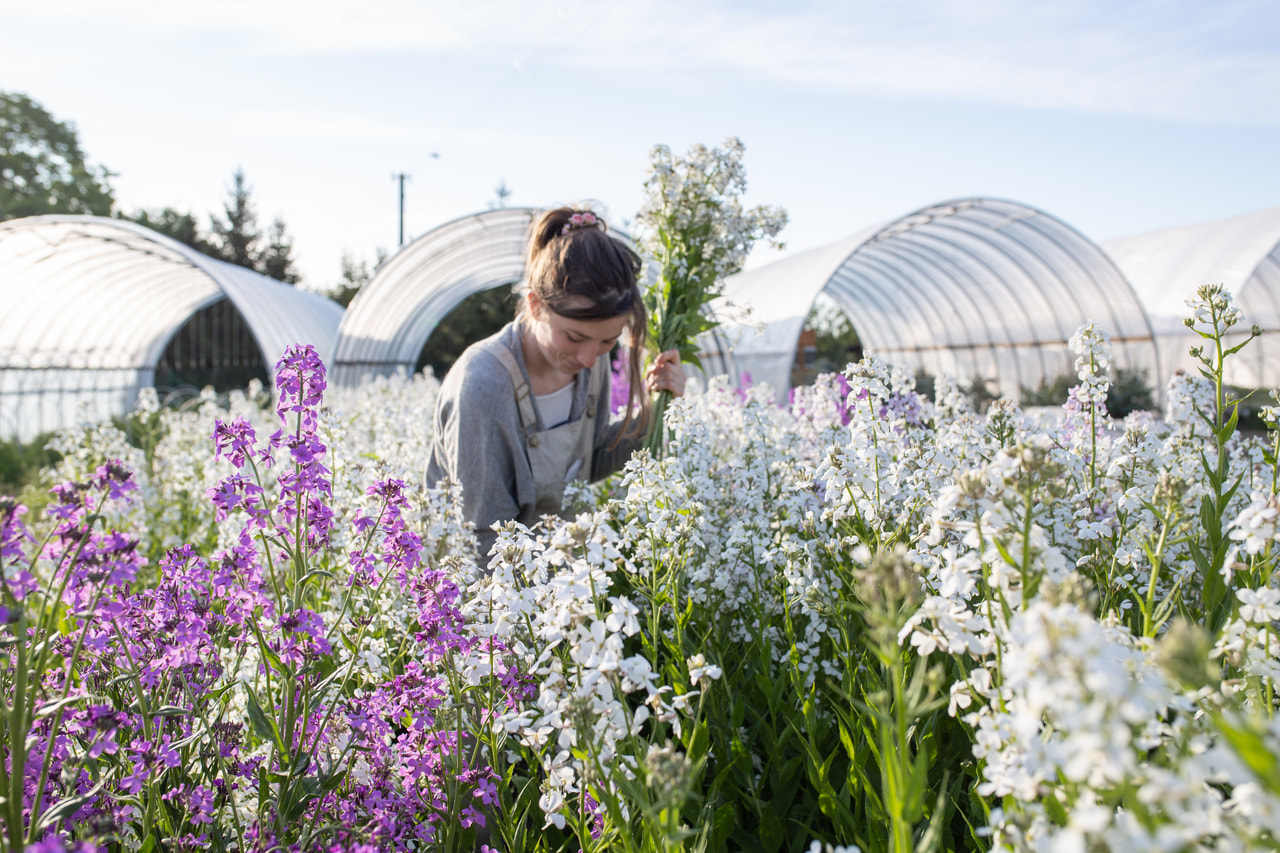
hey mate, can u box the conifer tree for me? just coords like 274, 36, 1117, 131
208, 167, 261, 270
260, 216, 300, 285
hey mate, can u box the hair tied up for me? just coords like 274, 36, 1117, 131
560, 211, 598, 236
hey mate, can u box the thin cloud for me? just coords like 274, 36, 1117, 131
6, 0, 1279, 126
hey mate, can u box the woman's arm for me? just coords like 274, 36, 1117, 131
427, 352, 531, 558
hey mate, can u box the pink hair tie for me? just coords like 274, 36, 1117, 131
561, 211, 598, 235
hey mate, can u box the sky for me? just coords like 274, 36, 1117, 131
2, 0, 1279, 292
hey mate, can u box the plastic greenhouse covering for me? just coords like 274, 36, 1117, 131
332, 208, 539, 388
1103, 206, 1280, 391
706, 198, 1160, 401
11, 202, 1280, 445
0, 216, 344, 442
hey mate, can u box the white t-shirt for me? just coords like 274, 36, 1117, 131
535, 381, 575, 428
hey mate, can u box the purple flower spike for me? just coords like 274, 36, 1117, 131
1, 496, 32, 564
275, 343, 327, 433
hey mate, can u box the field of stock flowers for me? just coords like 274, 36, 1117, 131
4, 283, 1280, 852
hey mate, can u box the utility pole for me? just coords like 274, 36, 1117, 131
392, 153, 438, 247
392, 172, 411, 246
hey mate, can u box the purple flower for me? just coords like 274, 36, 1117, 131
878, 390, 924, 430
47, 481, 89, 522
1, 496, 32, 563
3, 567, 37, 601
275, 343, 327, 433
1060, 383, 1110, 445
206, 474, 267, 525
90, 460, 137, 501
188, 784, 217, 824
212, 417, 260, 469
610, 352, 631, 416
27, 841, 103, 853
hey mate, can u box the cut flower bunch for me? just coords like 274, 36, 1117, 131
4, 283, 1280, 851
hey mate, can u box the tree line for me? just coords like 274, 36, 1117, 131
1, 90, 301, 285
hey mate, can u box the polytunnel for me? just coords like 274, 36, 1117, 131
705, 198, 1160, 402
1102, 206, 1280, 390
0, 215, 344, 442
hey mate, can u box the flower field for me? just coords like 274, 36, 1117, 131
4, 285, 1280, 852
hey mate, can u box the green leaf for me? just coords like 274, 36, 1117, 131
711, 802, 737, 850
34, 782, 104, 831
1224, 337, 1257, 357
1215, 716, 1280, 796
248, 619, 290, 677
837, 720, 858, 761
914, 775, 953, 853
902, 746, 929, 823
1214, 403, 1241, 446
1043, 787, 1070, 825
33, 694, 82, 720
245, 686, 285, 753
686, 721, 710, 763
757, 805, 784, 853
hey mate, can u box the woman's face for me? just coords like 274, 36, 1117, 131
526, 292, 628, 378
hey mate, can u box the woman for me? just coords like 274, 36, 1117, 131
426, 207, 685, 556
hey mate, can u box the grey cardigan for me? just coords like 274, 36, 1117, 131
425, 321, 639, 556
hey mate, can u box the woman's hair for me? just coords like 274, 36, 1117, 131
517, 206, 650, 440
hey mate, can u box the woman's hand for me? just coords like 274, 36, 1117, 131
645, 349, 687, 398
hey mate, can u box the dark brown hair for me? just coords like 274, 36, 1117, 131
517, 206, 650, 440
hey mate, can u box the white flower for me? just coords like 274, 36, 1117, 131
538, 788, 566, 829
1237, 587, 1280, 624
687, 653, 723, 687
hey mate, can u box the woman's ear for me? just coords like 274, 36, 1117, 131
526, 289, 543, 319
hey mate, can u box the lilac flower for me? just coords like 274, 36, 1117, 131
610, 352, 630, 416
188, 784, 218, 824
369, 478, 410, 512
207, 474, 268, 525
1, 495, 32, 564
275, 343, 328, 433
211, 417, 262, 469
46, 481, 90, 522
26, 841, 103, 853
348, 550, 381, 588
878, 389, 924, 430
89, 459, 138, 501
280, 607, 333, 660
1060, 383, 1110, 446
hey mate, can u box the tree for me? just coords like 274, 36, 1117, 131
202, 168, 301, 284
259, 216, 300, 285
0, 91, 114, 220
328, 248, 388, 307
489, 179, 512, 210
207, 167, 261, 270
117, 207, 210, 253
